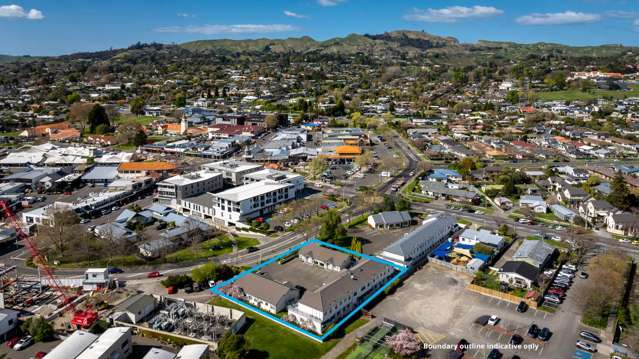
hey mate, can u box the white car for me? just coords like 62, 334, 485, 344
576, 340, 597, 352
551, 235, 562, 241
13, 336, 34, 351
619, 238, 631, 243
487, 315, 500, 326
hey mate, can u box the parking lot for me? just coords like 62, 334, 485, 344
372, 265, 598, 359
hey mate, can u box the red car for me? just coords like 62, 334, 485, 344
35, 351, 47, 358
147, 271, 161, 278
5, 336, 19, 348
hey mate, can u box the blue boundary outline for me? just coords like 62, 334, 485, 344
211, 238, 408, 342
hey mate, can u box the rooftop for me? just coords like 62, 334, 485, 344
213, 180, 290, 202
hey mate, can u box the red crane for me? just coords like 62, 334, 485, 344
0, 201, 73, 306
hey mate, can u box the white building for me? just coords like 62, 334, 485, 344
45, 330, 99, 359
212, 180, 296, 225
458, 228, 504, 249
242, 168, 305, 195
288, 260, 394, 334
0, 309, 19, 341
157, 170, 223, 205
378, 214, 457, 267
201, 160, 262, 185
175, 344, 209, 359
83, 268, 111, 291
76, 327, 132, 359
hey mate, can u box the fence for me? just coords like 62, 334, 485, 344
429, 257, 476, 276
466, 283, 538, 309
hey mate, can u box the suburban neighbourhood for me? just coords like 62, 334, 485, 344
2, 2, 639, 359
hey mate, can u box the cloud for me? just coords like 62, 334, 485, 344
634, 18, 639, 29
516, 11, 600, 25
154, 24, 296, 35
404, 5, 503, 23
0, 4, 44, 20
318, 0, 345, 7
605, 10, 638, 19
177, 12, 196, 18
284, 10, 308, 19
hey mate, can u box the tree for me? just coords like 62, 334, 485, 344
350, 237, 362, 253
66, 92, 80, 105
68, 102, 94, 132
87, 104, 110, 134
38, 210, 81, 259
505, 90, 520, 104
21, 316, 54, 342
318, 210, 346, 245
452, 157, 478, 177
354, 151, 373, 169
217, 333, 249, 359
129, 97, 145, 116
191, 263, 235, 285
608, 173, 633, 210
174, 93, 186, 107
308, 157, 327, 179
264, 114, 279, 129
385, 329, 422, 357
115, 121, 146, 146
544, 72, 567, 90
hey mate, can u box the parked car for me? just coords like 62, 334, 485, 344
509, 334, 523, 345
5, 336, 20, 348
488, 315, 500, 326
563, 264, 577, 271
147, 271, 161, 278
246, 246, 259, 253
547, 288, 565, 296
576, 340, 597, 352
13, 336, 34, 351
80, 218, 90, 224
455, 338, 469, 352
35, 351, 47, 359
538, 327, 552, 341
487, 349, 502, 359
527, 324, 540, 338
516, 301, 528, 313
579, 272, 589, 279
579, 331, 602, 343
544, 295, 561, 304
108, 267, 124, 274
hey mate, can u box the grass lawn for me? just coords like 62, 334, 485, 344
114, 115, 157, 126
210, 297, 368, 359
112, 144, 137, 152
537, 85, 639, 101
147, 135, 171, 143
0, 130, 21, 137
458, 218, 472, 226
163, 235, 259, 263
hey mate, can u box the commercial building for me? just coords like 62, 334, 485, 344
117, 161, 177, 179
157, 170, 223, 205
45, 330, 99, 359
76, 327, 132, 359
211, 180, 296, 225
287, 259, 394, 334
201, 160, 262, 185
234, 273, 299, 314
378, 214, 457, 267
0, 309, 19, 341
242, 168, 305, 195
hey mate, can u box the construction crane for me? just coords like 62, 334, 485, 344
0, 201, 97, 328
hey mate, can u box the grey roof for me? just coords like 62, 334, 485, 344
459, 228, 504, 247
383, 214, 456, 259
182, 192, 215, 207
81, 166, 118, 181
549, 204, 576, 217
420, 181, 478, 199
368, 211, 411, 226
513, 240, 554, 268
298, 259, 390, 312
116, 293, 156, 316
44, 330, 98, 359
235, 273, 292, 305
299, 243, 351, 268
501, 260, 539, 282
143, 348, 176, 359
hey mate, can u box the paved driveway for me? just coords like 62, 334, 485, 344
372, 265, 594, 359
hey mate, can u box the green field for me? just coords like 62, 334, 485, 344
113, 115, 157, 126
210, 297, 367, 359
538, 85, 639, 101
163, 235, 259, 263
343, 325, 394, 359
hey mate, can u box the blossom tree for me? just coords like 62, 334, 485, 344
385, 329, 422, 357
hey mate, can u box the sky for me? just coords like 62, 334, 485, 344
1, 0, 639, 56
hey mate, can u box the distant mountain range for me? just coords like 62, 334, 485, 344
2, 30, 637, 62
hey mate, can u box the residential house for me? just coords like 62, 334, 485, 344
549, 204, 577, 222
420, 182, 480, 204
499, 261, 539, 289
606, 212, 639, 237
518, 195, 548, 213
458, 229, 505, 249
579, 199, 616, 225
513, 240, 555, 269
367, 211, 412, 230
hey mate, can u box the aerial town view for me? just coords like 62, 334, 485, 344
1, 1, 639, 359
